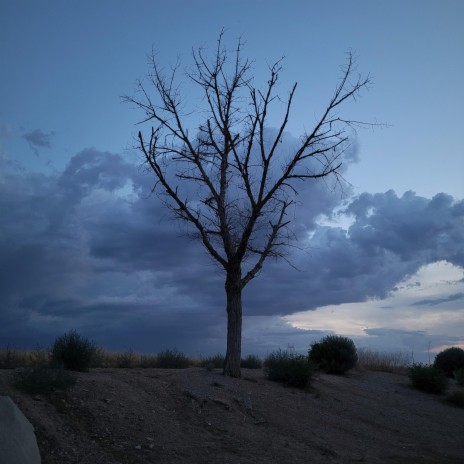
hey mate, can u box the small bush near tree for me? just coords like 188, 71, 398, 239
200, 354, 225, 370
264, 349, 314, 389
156, 349, 191, 369
309, 335, 358, 375
13, 368, 76, 394
433, 347, 464, 377
51, 330, 98, 372
241, 354, 262, 369
409, 364, 448, 394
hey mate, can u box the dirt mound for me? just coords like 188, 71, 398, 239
0, 367, 462, 463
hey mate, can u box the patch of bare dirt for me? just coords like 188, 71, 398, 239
1, 367, 463, 463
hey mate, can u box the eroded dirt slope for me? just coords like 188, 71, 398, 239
0, 368, 463, 463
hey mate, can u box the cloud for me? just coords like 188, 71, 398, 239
411, 292, 464, 307
250, 190, 464, 315
0, 123, 13, 139
23, 129, 55, 155
0, 144, 463, 355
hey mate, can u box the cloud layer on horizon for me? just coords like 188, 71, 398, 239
1, 144, 463, 356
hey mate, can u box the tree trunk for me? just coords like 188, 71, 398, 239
223, 266, 243, 378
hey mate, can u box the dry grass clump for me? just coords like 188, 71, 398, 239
356, 348, 410, 373
0, 346, 50, 369
0, 345, 195, 370
93, 348, 194, 369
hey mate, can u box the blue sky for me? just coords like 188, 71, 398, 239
1, 0, 463, 361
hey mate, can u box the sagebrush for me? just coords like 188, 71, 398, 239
156, 349, 191, 369
241, 354, 262, 369
200, 354, 225, 370
309, 335, 358, 374
264, 349, 313, 389
51, 330, 98, 371
409, 364, 448, 394
433, 347, 464, 377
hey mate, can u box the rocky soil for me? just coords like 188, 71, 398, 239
0, 367, 463, 463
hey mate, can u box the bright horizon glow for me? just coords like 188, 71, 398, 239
284, 261, 464, 357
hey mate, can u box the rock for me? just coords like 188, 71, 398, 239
0, 396, 41, 464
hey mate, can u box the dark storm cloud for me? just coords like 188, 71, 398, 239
0, 145, 463, 353
245, 190, 464, 315
0, 147, 228, 351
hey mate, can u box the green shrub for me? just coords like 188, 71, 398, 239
156, 349, 191, 369
409, 364, 448, 394
309, 335, 358, 374
454, 368, 464, 386
433, 347, 464, 377
445, 391, 464, 408
200, 354, 225, 370
241, 354, 263, 369
264, 349, 313, 389
51, 330, 98, 372
13, 368, 76, 394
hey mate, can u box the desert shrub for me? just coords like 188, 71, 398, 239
28, 347, 51, 368
156, 349, 191, 369
264, 349, 313, 389
0, 346, 53, 369
115, 350, 139, 368
0, 346, 25, 369
433, 347, 464, 377
356, 348, 410, 373
51, 330, 98, 372
91, 347, 109, 367
200, 354, 225, 370
454, 368, 464, 386
241, 354, 263, 369
445, 391, 464, 408
409, 364, 448, 394
309, 335, 358, 375
140, 354, 159, 368
13, 367, 76, 394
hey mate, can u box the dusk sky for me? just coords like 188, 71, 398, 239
1, 0, 463, 362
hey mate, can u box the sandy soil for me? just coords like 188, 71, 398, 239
0, 367, 463, 463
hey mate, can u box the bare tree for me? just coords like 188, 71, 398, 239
124, 33, 372, 377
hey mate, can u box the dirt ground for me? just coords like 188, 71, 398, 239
0, 367, 463, 463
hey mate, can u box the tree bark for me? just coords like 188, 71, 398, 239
223, 266, 243, 377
